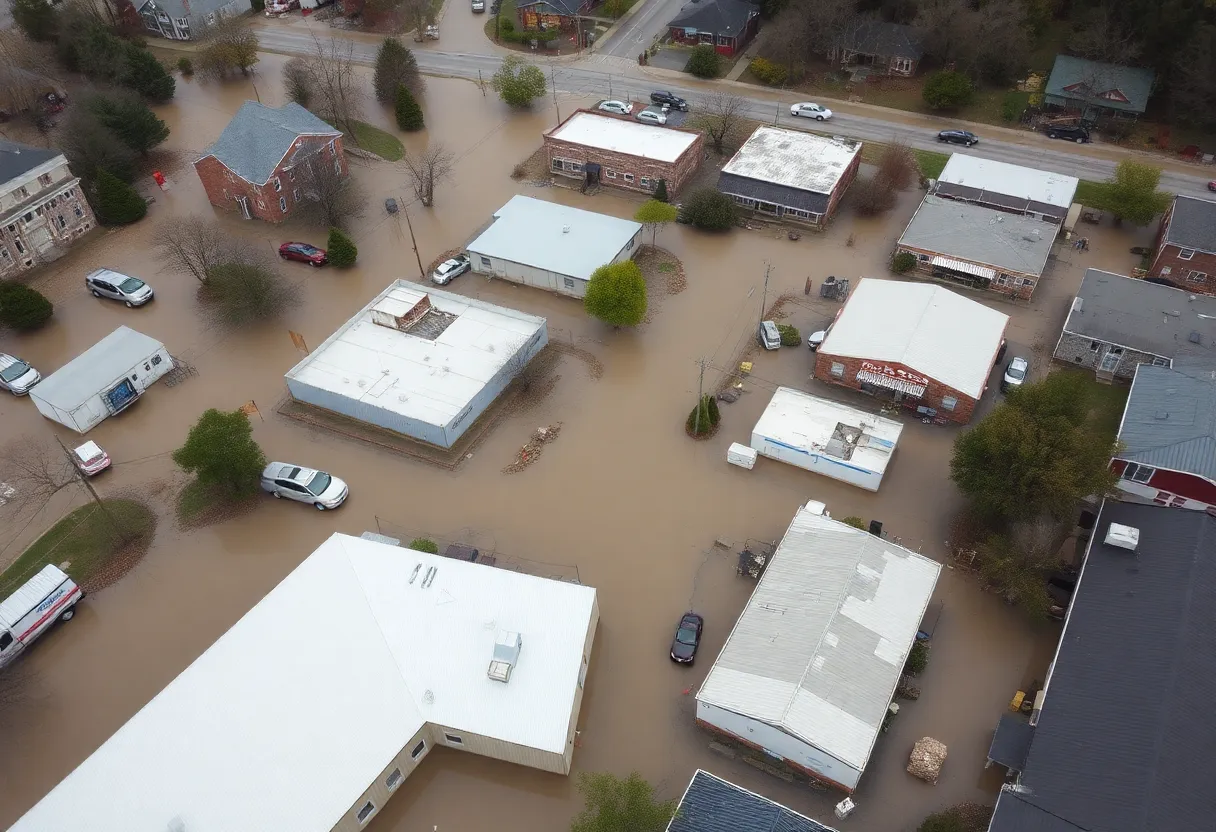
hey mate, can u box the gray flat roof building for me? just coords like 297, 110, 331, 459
897, 195, 1056, 280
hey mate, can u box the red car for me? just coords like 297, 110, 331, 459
278, 242, 327, 266
1208, 181, 1216, 192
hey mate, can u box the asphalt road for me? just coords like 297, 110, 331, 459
596, 0, 685, 58
254, 26, 1215, 199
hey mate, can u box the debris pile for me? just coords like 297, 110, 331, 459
502, 423, 563, 474
907, 737, 947, 784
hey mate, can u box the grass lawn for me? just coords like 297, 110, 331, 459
0, 499, 156, 597
177, 478, 261, 530
346, 120, 404, 162
483, 0, 517, 41
1074, 179, 1108, 208
1052, 367, 1129, 438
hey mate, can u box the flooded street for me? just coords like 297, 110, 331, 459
0, 57, 1154, 832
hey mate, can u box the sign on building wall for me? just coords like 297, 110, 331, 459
860, 360, 929, 387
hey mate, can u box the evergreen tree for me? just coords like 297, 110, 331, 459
122, 45, 176, 103
326, 227, 358, 267
374, 37, 421, 104
653, 178, 669, 202
394, 84, 424, 131
0, 281, 53, 331
93, 169, 147, 226
12, 0, 57, 42
87, 91, 170, 155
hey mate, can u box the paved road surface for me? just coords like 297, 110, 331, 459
253, 26, 1214, 199
595, 0, 685, 58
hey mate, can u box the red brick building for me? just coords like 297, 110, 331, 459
543, 109, 703, 196
814, 279, 1008, 424
194, 101, 345, 223
516, 0, 594, 30
667, 0, 759, 57
1149, 195, 1216, 296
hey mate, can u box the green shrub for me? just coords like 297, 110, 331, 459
653, 178, 669, 203
685, 44, 721, 78
840, 516, 867, 530
410, 537, 440, 553
922, 70, 973, 110
905, 640, 930, 675
177, 56, 194, 76
776, 323, 801, 347
250, 0, 265, 9
892, 251, 917, 273
394, 84, 424, 131
1000, 91, 1028, 123
748, 57, 787, 86
0, 281, 53, 331
92, 168, 147, 226
584, 260, 647, 327
326, 227, 358, 268
680, 188, 737, 231
686, 394, 720, 436
498, 16, 514, 33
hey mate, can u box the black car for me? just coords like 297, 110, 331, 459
1045, 124, 1091, 143
937, 129, 979, 146
650, 90, 688, 111
670, 612, 703, 664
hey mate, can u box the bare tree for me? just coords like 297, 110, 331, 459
295, 155, 366, 228
155, 217, 256, 284
0, 32, 55, 123
0, 436, 121, 531
203, 259, 299, 327
851, 174, 897, 216
690, 91, 748, 154
1068, 6, 1140, 65
303, 34, 365, 138
914, 0, 979, 68
284, 57, 314, 109
400, 143, 454, 207
399, 0, 435, 40
877, 140, 919, 191
197, 17, 260, 79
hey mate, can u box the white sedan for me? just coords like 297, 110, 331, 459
790, 102, 833, 121
596, 99, 631, 116
431, 254, 471, 285
260, 462, 349, 510
635, 108, 667, 125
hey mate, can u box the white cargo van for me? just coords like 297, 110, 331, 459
0, 565, 84, 669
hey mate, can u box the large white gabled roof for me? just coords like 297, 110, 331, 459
818, 279, 1008, 398
938, 154, 1079, 209
10, 533, 597, 832
548, 110, 699, 163
697, 508, 941, 772
31, 326, 165, 411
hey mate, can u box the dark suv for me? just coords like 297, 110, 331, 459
650, 90, 688, 111
1045, 124, 1091, 143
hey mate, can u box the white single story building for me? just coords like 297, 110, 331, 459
750, 387, 903, 491
285, 282, 547, 449
29, 326, 173, 434
696, 505, 941, 792
934, 153, 1078, 221
10, 533, 600, 832
466, 195, 642, 299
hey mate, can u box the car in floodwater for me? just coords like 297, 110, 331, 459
260, 462, 349, 510
0, 352, 40, 396
1001, 356, 1029, 393
73, 441, 111, 476
85, 268, 154, 308
670, 612, 704, 664
432, 254, 471, 285
278, 241, 328, 266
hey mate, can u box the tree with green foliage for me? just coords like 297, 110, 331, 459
374, 37, 422, 104
395, 84, 424, 131
1092, 160, 1172, 225
685, 44, 721, 78
950, 372, 1121, 525
121, 45, 176, 103
86, 90, 170, 155
634, 199, 678, 246
492, 55, 546, 108
776, 323, 801, 346
326, 227, 358, 267
409, 538, 439, 553
840, 516, 867, 530
0, 281, 53, 331
922, 70, 973, 110
178, 56, 194, 76
92, 169, 147, 226
653, 178, 669, 202
172, 409, 266, 496
59, 107, 137, 184
918, 803, 992, 832
571, 771, 677, 832
686, 394, 720, 438
892, 251, 916, 273
584, 260, 647, 328
11, 0, 57, 42
679, 188, 736, 231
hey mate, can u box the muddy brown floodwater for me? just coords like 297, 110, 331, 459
0, 55, 1156, 832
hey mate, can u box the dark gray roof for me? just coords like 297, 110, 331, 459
931, 182, 1068, 221
1043, 54, 1155, 114
0, 139, 60, 186
1162, 195, 1216, 252
1062, 269, 1216, 359
1117, 362, 1216, 480
989, 501, 1216, 832
667, 771, 836, 832
669, 0, 757, 34
198, 101, 340, 185
517, 0, 581, 14
135, 0, 240, 19
986, 713, 1034, 772
717, 172, 830, 215
848, 21, 923, 61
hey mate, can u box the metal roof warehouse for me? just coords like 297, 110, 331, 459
936, 154, 1079, 213
10, 533, 599, 832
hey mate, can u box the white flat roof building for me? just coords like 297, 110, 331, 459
721, 127, 861, 196
696, 506, 941, 792
547, 110, 699, 162
285, 282, 547, 449
938, 154, 1079, 210
818, 279, 1008, 400
11, 533, 599, 832
750, 387, 903, 491
466, 196, 642, 298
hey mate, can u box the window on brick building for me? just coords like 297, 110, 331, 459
1187, 270, 1208, 283
279, 196, 287, 212
334, 159, 342, 175
623, 173, 634, 183
38, 173, 52, 187
1179, 248, 1195, 260
640, 176, 651, 189
1122, 463, 1155, 483
830, 362, 844, 377
14, 238, 24, 254
272, 177, 282, 192
606, 170, 617, 179
941, 396, 957, 411
57, 215, 65, 229
74, 206, 84, 218
0, 247, 9, 261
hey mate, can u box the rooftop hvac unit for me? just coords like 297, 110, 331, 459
1104, 522, 1140, 551
487, 630, 522, 683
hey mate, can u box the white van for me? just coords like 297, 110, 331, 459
0, 565, 84, 670
759, 320, 781, 350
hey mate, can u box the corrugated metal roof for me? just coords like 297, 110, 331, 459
29, 326, 164, 412
10, 533, 597, 832
720, 127, 860, 196
938, 154, 1079, 209
696, 508, 940, 771
666, 770, 838, 832
1162, 194, 1216, 252
818, 278, 1008, 398
1117, 362, 1216, 480
898, 196, 1056, 279
466, 195, 641, 281
930, 255, 996, 280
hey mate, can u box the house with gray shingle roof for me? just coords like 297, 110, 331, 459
1149, 195, 1216, 297
667, 770, 838, 832
194, 101, 345, 224
838, 21, 923, 76
1044, 54, 1155, 118
1112, 360, 1216, 511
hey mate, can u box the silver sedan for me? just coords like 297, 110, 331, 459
85, 268, 154, 307
260, 462, 349, 510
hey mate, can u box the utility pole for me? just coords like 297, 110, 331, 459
53, 435, 119, 534
608, 75, 613, 100
478, 69, 486, 97
550, 65, 560, 124
759, 263, 771, 328
694, 358, 706, 435
402, 202, 425, 280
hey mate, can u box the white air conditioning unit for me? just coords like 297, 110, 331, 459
1104, 522, 1139, 551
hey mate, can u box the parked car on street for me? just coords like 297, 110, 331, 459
790, 102, 833, 120
85, 268, 154, 308
759, 320, 781, 350
670, 611, 703, 664
596, 100, 631, 116
1208, 180, 1216, 192
1001, 356, 1029, 392
650, 90, 688, 111
0, 353, 40, 395
472, 0, 485, 10
73, 441, 111, 476
260, 462, 349, 510
938, 129, 979, 146
635, 108, 667, 125
1045, 124, 1091, 143
0, 565, 84, 670
279, 241, 328, 266
432, 254, 471, 285
808, 324, 831, 351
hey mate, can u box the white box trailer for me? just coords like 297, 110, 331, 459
0, 565, 84, 670
30, 326, 173, 434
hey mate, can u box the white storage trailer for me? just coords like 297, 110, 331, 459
30, 326, 173, 434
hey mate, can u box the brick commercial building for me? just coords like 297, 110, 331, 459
0, 139, 94, 276
195, 101, 345, 223
814, 279, 1008, 424
1149, 195, 1216, 296
543, 110, 703, 196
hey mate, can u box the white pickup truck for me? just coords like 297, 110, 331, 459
0, 565, 84, 670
